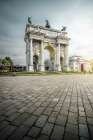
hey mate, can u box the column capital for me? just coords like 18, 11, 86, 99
66, 44, 69, 47
57, 42, 60, 45
41, 39, 44, 42
29, 38, 33, 42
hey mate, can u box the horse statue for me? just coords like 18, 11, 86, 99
45, 18, 50, 28
61, 26, 66, 31
28, 17, 32, 24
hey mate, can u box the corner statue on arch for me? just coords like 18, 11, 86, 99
24, 20, 71, 72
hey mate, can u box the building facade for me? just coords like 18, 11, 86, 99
69, 56, 91, 72
24, 24, 70, 71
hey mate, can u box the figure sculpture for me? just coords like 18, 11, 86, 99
28, 17, 32, 24
61, 26, 66, 31
45, 19, 50, 28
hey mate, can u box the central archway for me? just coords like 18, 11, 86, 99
44, 45, 55, 71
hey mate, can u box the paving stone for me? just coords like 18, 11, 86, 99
0, 102, 12, 110
79, 111, 86, 117
27, 126, 41, 138
35, 115, 48, 128
22, 136, 35, 140
4, 105, 15, 111
41, 122, 54, 136
37, 134, 49, 140
66, 123, 78, 135
53, 106, 61, 112
7, 124, 29, 140
33, 107, 45, 116
79, 107, 84, 112
4, 108, 18, 116
79, 117, 87, 124
87, 117, 93, 125
41, 102, 50, 107
43, 107, 53, 116
55, 114, 67, 126
51, 111, 59, 118
11, 112, 30, 126
26, 102, 34, 107
33, 102, 42, 107
0, 125, 16, 140
60, 109, 68, 116
80, 137, 89, 140
49, 102, 57, 108
48, 116, 56, 123
53, 98, 59, 101
86, 110, 93, 118
6, 112, 20, 122
68, 112, 78, 125
0, 110, 8, 116
88, 125, 93, 140
0, 121, 9, 131
69, 106, 78, 113
23, 115, 38, 127
50, 125, 64, 140
18, 106, 28, 113
61, 105, 69, 111
0, 116, 6, 122
26, 106, 37, 113
79, 124, 89, 138
64, 132, 79, 140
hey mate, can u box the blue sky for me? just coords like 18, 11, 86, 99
0, 0, 93, 65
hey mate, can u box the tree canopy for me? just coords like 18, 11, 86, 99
5, 56, 13, 66
2, 59, 11, 66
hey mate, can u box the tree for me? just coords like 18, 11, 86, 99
5, 56, 13, 66
2, 59, 11, 66
44, 59, 50, 67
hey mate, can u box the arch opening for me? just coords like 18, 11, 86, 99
33, 55, 38, 71
60, 57, 64, 71
44, 45, 55, 71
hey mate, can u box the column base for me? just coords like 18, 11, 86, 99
56, 65, 61, 71
28, 65, 34, 72
39, 65, 45, 71
63, 65, 69, 71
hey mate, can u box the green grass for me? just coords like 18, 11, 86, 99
0, 71, 87, 75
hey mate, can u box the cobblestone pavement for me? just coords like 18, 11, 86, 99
0, 75, 93, 140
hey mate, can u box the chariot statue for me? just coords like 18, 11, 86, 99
61, 26, 66, 31
28, 17, 32, 24
45, 19, 50, 28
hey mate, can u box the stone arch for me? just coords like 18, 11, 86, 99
25, 24, 70, 72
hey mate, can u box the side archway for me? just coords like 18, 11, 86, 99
33, 55, 38, 71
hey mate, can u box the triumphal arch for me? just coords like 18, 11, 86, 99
24, 21, 70, 71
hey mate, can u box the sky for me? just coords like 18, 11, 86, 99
0, 0, 93, 65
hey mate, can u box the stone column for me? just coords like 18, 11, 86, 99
77, 62, 80, 71
26, 41, 28, 71
29, 39, 33, 71
64, 45, 69, 71
84, 63, 87, 71
54, 52, 56, 70
40, 40, 44, 71
56, 43, 61, 71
